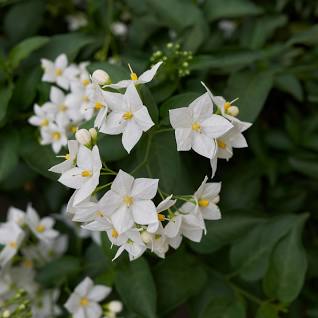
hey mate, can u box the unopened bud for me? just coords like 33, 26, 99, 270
2, 310, 10, 318
92, 69, 111, 85
141, 231, 153, 244
75, 129, 91, 146
89, 128, 97, 141
108, 300, 123, 313
227, 105, 239, 117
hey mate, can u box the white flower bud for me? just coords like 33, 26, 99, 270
111, 22, 128, 36
92, 69, 111, 85
89, 128, 97, 140
141, 231, 153, 244
108, 300, 123, 313
227, 105, 239, 117
75, 129, 91, 146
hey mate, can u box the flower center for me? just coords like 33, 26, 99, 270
69, 125, 78, 134
130, 72, 138, 81
65, 153, 70, 160
123, 112, 133, 121
157, 213, 165, 222
94, 102, 103, 110
40, 119, 49, 127
59, 104, 67, 112
112, 229, 119, 238
52, 131, 61, 141
217, 140, 226, 149
81, 170, 92, 177
36, 224, 46, 233
9, 241, 17, 248
82, 79, 90, 86
96, 210, 104, 218
224, 102, 231, 111
23, 259, 33, 269
123, 195, 133, 207
82, 96, 89, 103
191, 122, 201, 132
55, 68, 62, 76
198, 199, 209, 207
80, 297, 89, 307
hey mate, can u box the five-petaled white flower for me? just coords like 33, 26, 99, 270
58, 145, 102, 205
100, 84, 154, 153
104, 62, 162, 89
169, 92, 233, 158
64, 277, 111, 318
101, 170, 158, 234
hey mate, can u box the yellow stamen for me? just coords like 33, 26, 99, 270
36, 224, 46, 233
130, 73, 138, 81
70, 125, 78, 134
191, 122, 201, 132
59, 104, 67, 112
80, 297, 89, 307
9, 241, 17, 248
217, 140, 226, 149
82, 79, 90, 86
40, 119, 49, 127
55, 68, 62, 76
96, 210, 104, 218
198, 199, 209, 207
81, 170, 92, 177
224, 102, 231, 111
158, 213, 165, 222
123, 111, 133, 121
82, 96, 89, 103
23, 259, 33, 269
65, 153, 70, 160
112, 229, 119, 238
52, 131, 61, 141
94, 102, 103, 110
123, 195, 133, 206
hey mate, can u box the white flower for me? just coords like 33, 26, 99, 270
111, 22, 128, 36
28, 103, 55, 128
169, 93, 233, 158
26, 205, 59, 243
32, 289, 61, 318
49, 140, 79, 174
41, 54, 78, 90
92, 69, 111, 86
7, 207, 26, 226
58, 145, 102, 205
100, 84, 154, 153
66, 13, 88, 31
104, 62, 162, 89
101, 170, 158, 234
40, 122, 68, 154
107, 300, 123, 314
64, 277, 111, 318
0, 222, 25, 268
75, 129, 92, 146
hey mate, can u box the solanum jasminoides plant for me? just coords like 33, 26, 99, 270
1, 0, 318, 317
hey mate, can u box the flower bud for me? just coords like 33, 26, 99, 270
75, 129, 91, 146
108, 300, 123, 313
89, 128, 97, 141
92, 69, 111, 85
141, 231, 153, 244
111, 22, 128, 36
227, 105, 239, 117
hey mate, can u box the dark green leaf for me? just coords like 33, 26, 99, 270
275, 73, 303, 101
256, 304, 279, 318
201, 298, 246, 318
0, 84, 13, 125
98, 134, 128, 162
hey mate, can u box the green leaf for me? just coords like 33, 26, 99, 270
139, 85, 159, 123
98, 134, 128, 162
256, 304, 279, 318
230, 214, 298, 281
8, 36, 49, 70
190, 213, 265, 254
36, 256, 81, 288
204, 0, 263, 22
154, 249, 207, 314
263, 214, 308, 303
288, 25, 318, 46
288, 156, 318, 179
0, 130, 19, 182
0, 84, 13, 125
115, 257, 157, 318
201, 298, 246, 318
224, 70, 274, 122
20, 132, 59, 180
274, 73, 303, 101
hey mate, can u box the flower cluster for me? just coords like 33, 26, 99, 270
30, 53, 252, 261
0, 205, 66, 317
65, 277, 122, 318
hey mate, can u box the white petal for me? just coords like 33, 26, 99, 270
75, 277, 93, 296
77, 145, 93, 170
169, 107, 192, 128
50, 86, 65, 105
102, 90, 125, 112
131, 200, 157, 225
201, 115, 233, 138
58, 167, 86, 189
131, 178, 158, 200
88, 285, 111, 302
106, 80, 133, 89
192, 133, 216, 159
111, 170, 134, 196
55, 54, 68, 69
175, 128, 192, 151
73, 175, 99, 205
201, 205, 221, 220
189, 93, 213, 121
111, 205, 134, 234
157, 195, 176, 212
100, 112, 126, 135
133, 106, 154, 131
86, 303, 102, 318
139, 61, 162, 82
210, 156, 218, 178
122, 121, 142, 153
124, 84, 143, 112
164, 215, 182, 238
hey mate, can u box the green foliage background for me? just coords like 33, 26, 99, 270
1, 0, 318, 317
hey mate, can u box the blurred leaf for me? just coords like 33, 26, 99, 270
139, 85, 159, 123
230, 214, 298, 281
36, 256, 81, 288
201, 298, 246, 318
288, 25, 318, 46
190, 213, 264, 254
115, 257, 157, 318
8, 36, 49, 70
154, 249, 207, 314
289, 156, 318, 179
204, 0, 263, 22
0, 84, 13, 125
263, 214, 308, 303
225, 70, 274, 122
0, 130, 19, 182
98, 134, 128, 162
256, 303, 279, 318
275, 73, 303, 101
